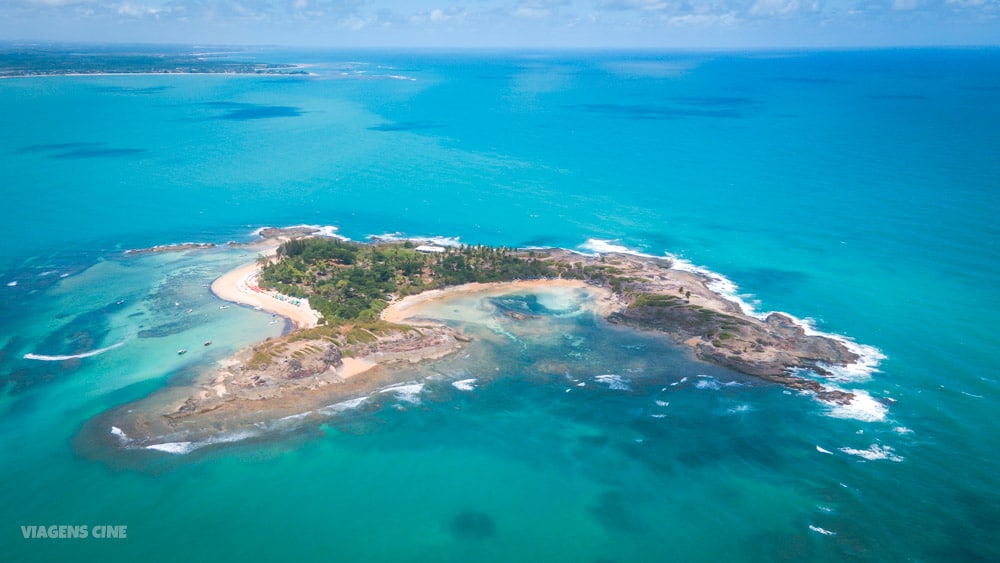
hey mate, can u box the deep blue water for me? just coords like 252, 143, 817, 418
1, 48, 998, 561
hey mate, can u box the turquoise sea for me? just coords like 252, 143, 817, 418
1, 48, 998, 561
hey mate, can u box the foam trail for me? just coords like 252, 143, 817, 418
452, 379, 477, 391
809, 525, 836, 536
24, 340, 126, 361
816, 445, 833, 454
146, 442, 195, 454
318, 396, 368, 415
259, 411, 313, 431
144, 429, 259, 455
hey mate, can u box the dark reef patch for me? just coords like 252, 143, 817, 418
588, 490, 648, 534
17, 142, 146, 159
204, 102, 303, 120
449, 510, 497, 540
92, 85, 173, 95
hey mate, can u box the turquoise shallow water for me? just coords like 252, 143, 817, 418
1, 48, 998, 561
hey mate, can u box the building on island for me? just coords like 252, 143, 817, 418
414, 245, 446, 254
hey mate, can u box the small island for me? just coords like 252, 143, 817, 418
108, 229, 866, 451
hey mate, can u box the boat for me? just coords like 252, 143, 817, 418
177, 349, 187, 355
204, 340, 212, 346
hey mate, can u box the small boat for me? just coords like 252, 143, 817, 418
204, 340, 212, 346
177, 349, 187, 355
219, 305, 230, 310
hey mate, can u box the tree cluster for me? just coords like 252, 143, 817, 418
259, 239, 566, 325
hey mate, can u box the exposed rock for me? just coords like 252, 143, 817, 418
124, 242, 215, 255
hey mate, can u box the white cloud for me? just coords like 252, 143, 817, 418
750, 0, 819, 17
408, 5, 467, 24
945, 0, 988, 6
116, 2, 163, 16
598, 0, 672, 10
667, 11, 739, 26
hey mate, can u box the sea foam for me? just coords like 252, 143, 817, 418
839, 444, 904, 462
379, 382, 425, 403
368, 232, 462, 247
809, 525, 837, 536
825, 389, 888, 422
318, 396, 369, 415
144, 429, 259, 455
452, 379, 477, 391
594, 374, 631, 390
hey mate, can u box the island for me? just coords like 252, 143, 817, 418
0, 46, 308, 78
105, 229, 866, 453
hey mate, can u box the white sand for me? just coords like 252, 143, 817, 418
339, 357, 377, 378
211, 259, 320, 329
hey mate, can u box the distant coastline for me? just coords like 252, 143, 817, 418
0, 46, 309, 78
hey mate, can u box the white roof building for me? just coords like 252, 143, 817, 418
415, 244, 446, 253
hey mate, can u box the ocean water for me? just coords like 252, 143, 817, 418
1, 48, 998, 561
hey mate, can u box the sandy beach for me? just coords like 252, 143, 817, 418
211, 259, 320, 329
338, 357, 377, 378
381, 278, 621, 324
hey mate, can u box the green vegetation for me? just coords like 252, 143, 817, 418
259, 239, 565, 325
629, 293, 682, 308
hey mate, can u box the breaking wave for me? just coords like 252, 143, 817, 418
594, 374, 631, 391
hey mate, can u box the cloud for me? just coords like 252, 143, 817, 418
667, 11, 740, 26
407, 6, 467, 24
750, 0, 820, 17
2, 0, 1000, 46
597, 0, 672, 10
116, 2, 163, 17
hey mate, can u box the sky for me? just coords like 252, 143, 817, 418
1, 0, 998, 48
